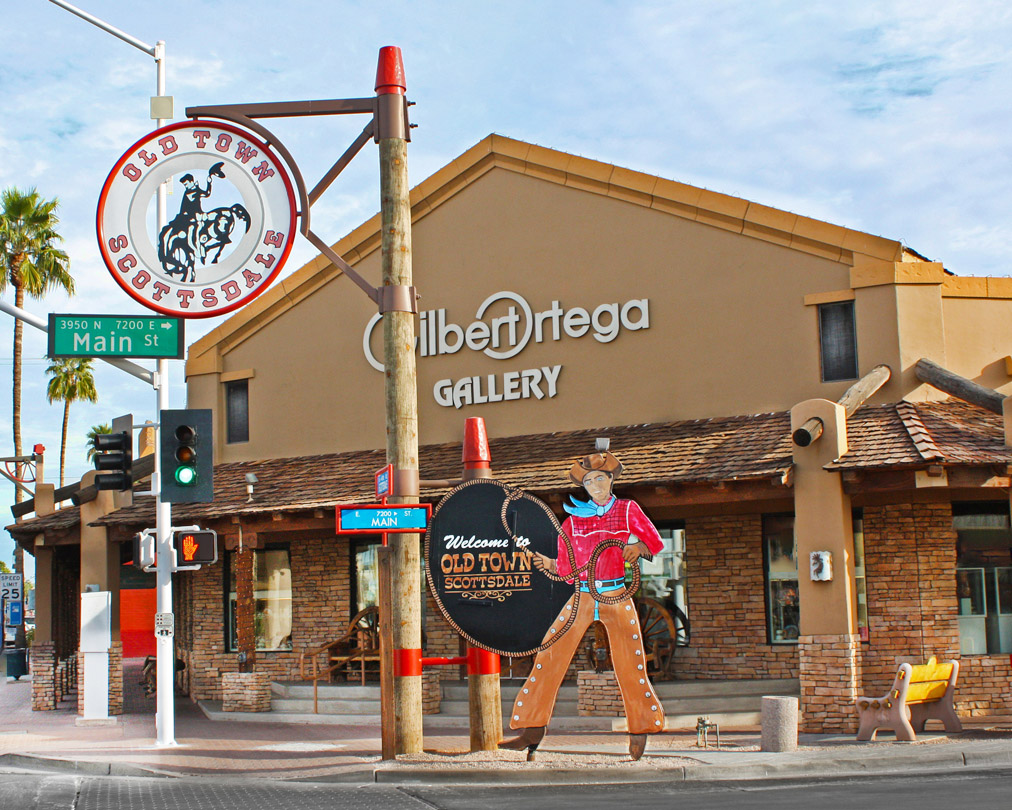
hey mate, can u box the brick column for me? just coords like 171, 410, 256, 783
234, 544, 256, 670
798, 633, 861, 732
221, 672, 271, 712
422, 670, 442, 715
30, 642, 57, 711
108, 642, 123, 716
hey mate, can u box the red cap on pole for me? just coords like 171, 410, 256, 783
375, 46, 406, 95
462, 417, 491, 471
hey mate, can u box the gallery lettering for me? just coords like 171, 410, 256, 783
434, 365, 561, 410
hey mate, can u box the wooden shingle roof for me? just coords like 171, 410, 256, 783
7, 400, 1008, 540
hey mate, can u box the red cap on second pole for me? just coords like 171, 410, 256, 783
462, 417, 491, 472
375, 46, 407, 95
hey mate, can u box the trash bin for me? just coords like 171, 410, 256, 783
4, 648, 28, 680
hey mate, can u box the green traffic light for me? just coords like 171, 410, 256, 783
174, 465, 198, 486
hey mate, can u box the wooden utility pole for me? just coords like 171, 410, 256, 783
376, 46, 422, 755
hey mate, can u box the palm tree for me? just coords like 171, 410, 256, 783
85, 423, 112, 463
45, 359, 98, 488
1, 188, 73, 572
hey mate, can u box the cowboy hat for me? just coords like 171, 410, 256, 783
568, 451, 623, 485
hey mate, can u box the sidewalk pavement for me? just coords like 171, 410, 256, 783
2, 662, 1011, 785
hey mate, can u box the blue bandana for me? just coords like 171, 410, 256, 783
563, 495, 616, 518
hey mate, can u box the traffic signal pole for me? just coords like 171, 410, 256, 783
375, 47, 422, 755
152, 39, 175, 749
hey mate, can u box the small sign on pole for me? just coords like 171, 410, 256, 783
4, 599, 23, 626
154, 612, 174, 638
375, 464, 393, 499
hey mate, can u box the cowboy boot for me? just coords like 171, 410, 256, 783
629, 733, 647, 761
499, 726, 546, 761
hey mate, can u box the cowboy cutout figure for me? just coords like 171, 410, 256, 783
500, 450, 666, 761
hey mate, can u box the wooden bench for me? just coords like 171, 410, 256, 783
856, 656, 962, 741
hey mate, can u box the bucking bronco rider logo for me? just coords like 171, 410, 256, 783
158, 162, 251, 282
97, 120, 297, 319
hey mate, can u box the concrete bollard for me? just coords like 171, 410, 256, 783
760, 695, 798, 752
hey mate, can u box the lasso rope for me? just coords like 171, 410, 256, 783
500, 486, 640, 604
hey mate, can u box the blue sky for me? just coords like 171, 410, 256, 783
2, 0, 1011, 575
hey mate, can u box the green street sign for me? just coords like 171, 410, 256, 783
48, 314, 184, 359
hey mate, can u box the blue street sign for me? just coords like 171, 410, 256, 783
4, 600, 22, 626
338, 506, 428, 532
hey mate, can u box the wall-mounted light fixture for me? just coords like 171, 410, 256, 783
245, 473, 258, 502
810, 551, 833, 581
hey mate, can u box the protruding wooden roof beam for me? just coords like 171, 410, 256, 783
793, 364, 892, 446
915, 358, 1005, 415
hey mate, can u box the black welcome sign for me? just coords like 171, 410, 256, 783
425, 479, 577, 656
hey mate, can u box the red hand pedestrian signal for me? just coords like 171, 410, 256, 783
173, 529, 217, 567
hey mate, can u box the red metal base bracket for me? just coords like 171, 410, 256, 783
393, 647, 422, 677
467, 646, 501, 676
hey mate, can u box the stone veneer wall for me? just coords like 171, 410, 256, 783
108, 642, 123, 715
957, 655, 1012, 716
422, 670, 441, 714
798, 633, 861, 732
177, 533, 351, 701
221, 671, 271, 712
578, 670, 623, 716
861, 503, 960, 692
676, 515, 799, 680
30, 642, 56, 711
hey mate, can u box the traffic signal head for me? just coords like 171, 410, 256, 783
93, 431, 133, 491
174, 529, 217, 567
160, 409, 213, 504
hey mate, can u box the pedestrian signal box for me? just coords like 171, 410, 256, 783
174, 529, 217, 567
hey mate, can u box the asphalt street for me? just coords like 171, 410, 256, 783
3, 769, 1012, 810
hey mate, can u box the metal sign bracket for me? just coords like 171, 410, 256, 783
185, 94, 414, 312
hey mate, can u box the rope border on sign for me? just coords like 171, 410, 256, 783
425, 478, 580, 658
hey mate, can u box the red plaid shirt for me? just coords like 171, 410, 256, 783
556, 499, 664, 582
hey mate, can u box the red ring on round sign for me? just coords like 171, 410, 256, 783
96, 120, 298, 319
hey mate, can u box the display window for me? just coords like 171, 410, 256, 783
954, 503, 1012, 655
227, 546, 293, 651
763, 515, 799, 644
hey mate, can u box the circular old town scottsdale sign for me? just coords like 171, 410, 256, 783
97, 120, 297, 318
426, 479, 578, 656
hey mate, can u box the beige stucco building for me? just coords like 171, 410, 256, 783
10, 135, 1012, 731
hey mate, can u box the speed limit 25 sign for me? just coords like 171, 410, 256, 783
0, 573, 22, 602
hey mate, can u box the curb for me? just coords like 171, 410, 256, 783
3, 745, 1012, 787
367, 746, 1012, 786
0, 752, 171, 779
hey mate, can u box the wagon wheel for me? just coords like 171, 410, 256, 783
350, 606, 380, 680
585, 620, 611, 672
636, 597, 678, 679
352, 605, 379, 635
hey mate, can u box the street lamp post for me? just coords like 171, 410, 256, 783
48, 0, 176, 747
